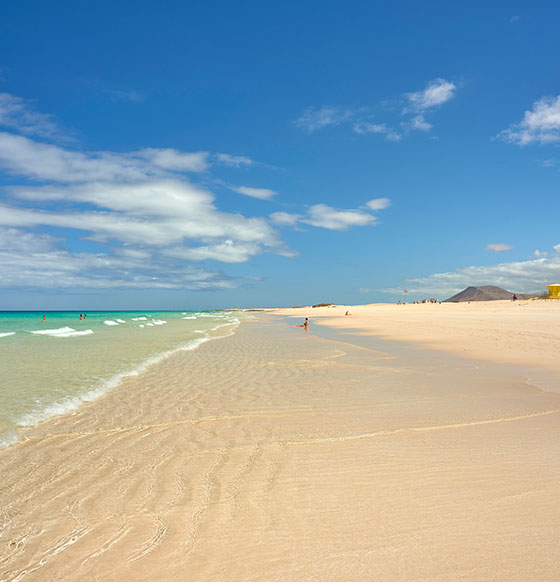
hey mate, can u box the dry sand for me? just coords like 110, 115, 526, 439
1, 306, 560, 581
278, 299, 560, 375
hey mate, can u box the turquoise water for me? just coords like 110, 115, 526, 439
0, 310, 239, 448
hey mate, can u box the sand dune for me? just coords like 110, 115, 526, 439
1, 313, 560, 581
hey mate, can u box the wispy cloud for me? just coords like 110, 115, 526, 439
497, 95, 560, 145
231, 185, 277, 200
295, 106, 354, 132
409, 115, 433, 131
403, 78, 457, 113
0, 93, 70, 140
352, 121, 401, 141
215, 153, 254, 167
296, 77, 457, 140
485, 243, 513, 252
271, 198, 390, 231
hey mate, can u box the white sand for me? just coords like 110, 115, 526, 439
277, 299, 560, 374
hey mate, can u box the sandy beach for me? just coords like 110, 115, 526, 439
2, 304, 560, 581
278, 299, 560, 376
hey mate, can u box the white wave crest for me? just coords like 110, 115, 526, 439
104, 320, 119, 326
30, 327, 94, 338
182, 316, 197, 320
131, 317, 147, 321
32, 327, 73, 336
152, 320, 167, 325
0, 332, 16, 338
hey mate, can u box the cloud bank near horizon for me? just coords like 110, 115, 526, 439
382, 246, 560, 298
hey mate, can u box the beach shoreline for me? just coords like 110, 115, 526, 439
272, 299, 560, 375
1, 308, 560, 580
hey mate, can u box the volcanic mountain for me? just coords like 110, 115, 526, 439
444, 286, 536, 302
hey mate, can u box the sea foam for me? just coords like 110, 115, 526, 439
31, 327, 93, 337
104, 320, 119, 326
0, 332, 16, 338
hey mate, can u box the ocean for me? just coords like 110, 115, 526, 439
0, 310, 239, 449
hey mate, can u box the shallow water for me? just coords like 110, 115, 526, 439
0, 310, 239, 448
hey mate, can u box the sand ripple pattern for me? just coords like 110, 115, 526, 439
1, 318, 560, 581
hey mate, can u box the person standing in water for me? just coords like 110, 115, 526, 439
296, 317, 309, 331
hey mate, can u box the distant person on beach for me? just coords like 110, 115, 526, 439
42, 315, 45, 321
296, 318, 309, 331
512, 294, 518, 301
84, 314, 87, 319
345, 311, 351, 316
80, 314, 82, 320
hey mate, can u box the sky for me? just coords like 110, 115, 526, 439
1, 0, 559, 309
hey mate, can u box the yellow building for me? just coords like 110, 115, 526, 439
546, 284, 560, 298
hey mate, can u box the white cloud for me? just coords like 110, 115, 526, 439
353, 121, 401, 141
0, 109, 289, 290
232, 185, 277, 200
404, 78, 457, 112
0, 227, 236, 290
303, 204, 377, 230
272, 199, 390, 231
0, 133, 208, 183
295, 106, 353, 132
394, 255, 560, 298
534, 249, 548, 257
215, 153, 254, 166
410, 115, 433, 131
0, 93, 66, 139
297, 78, 455, 141
498, 95, 560, 145
485, 243, 513, 252
364, 197, 391, 211
137, 148, 209, 172
0, 93, 392, 292
269, 211, 302, 226
163, 240, 263, 263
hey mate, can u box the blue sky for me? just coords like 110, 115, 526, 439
1, 0, 559, 309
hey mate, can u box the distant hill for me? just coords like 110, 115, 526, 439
444, 286, 537, 302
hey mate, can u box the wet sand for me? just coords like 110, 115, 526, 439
1, 315, 560, 581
